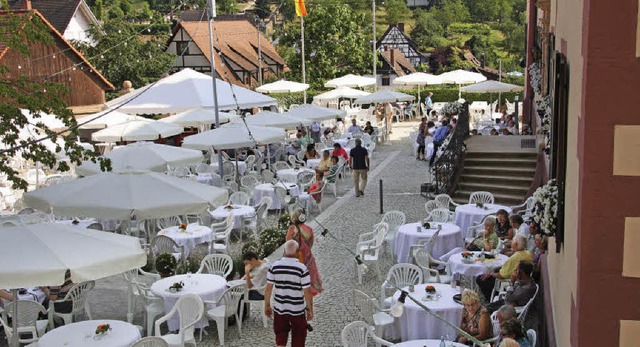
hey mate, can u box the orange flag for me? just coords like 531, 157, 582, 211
295, 0, 307, 16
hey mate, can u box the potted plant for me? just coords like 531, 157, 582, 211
155, 253, 177, 278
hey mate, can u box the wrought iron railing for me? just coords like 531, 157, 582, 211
431, 102, 470, 194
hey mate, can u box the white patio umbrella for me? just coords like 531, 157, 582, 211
393, 72, 443, 105
312, 87, 370, 102
111, 69, 278, 114
324, 74, 376, 88
23, 171, 228, 220
284, 104, 347, 122
159, 109, 236, 129
438, 70, 488, 98
460, 80, 524, 93
182, 122, 286, 150
91, 119, 183, 142
21, 109, 66, 130
256, 80, 310, 93
77, 110, 147, 130
353, 90, 415, 105
237, 111, 312, 129
0, 222, 146, 346
75, 142, 204, 176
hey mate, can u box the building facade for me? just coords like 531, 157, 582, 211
376, 24, 427, 68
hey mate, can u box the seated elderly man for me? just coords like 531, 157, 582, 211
476, 234, 533, 302
488, 261, 537, 313
347, 118, 361, 133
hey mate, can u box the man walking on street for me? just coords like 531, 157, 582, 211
349, 138, 369, 197
265, 240, 314, 347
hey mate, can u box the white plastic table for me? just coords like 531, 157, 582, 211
37, 319, 141, 347
454, 204, 512, 238
158, 224, 214, 256
150, 273, 226, 331
253, 182, 300, 210
277, 168, 314, 183
392, 339, 466, 347
209, 204, 255, 229
395, 223, 463, 263
306, 158, 321, 170
448, 251, 509, 277
211, 161, 247, 175
391, 283, 463, 341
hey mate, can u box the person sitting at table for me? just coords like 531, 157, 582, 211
335, 118, 346, 133
306, 171, 325, 203
238, 251, 270, 320
491, 128, 499, 136
363, 121, 374, 135
326, 156, 340, 183
40, 269, 74, 314
316, 150, 332, 173
457, 289, 491, 345
476, 234, 533, 302
488, 261, 537, 314
495, 209, 512, 239
499, 338, 521, 347
467, 216, 499, 251
533, 234, 548, 269
0, 289, 13, 303
426, 121, 436, 136
501, 128, 512, 136
499, 318, 532, 347
347, 118, 361, 133
332, 143, 349, 163
322, 129, 333, 141
304, 144, 320, 162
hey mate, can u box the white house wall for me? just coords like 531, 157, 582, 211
63, 8, 95, 45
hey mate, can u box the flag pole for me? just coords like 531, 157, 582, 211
207, 0, 223, 176
372, 0, 377, 91
301, 16, 306, 104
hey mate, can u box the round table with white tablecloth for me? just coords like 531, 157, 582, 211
209, 204, 255, 229
448, 251, 509, 278
454, 204, 512, 238
151, 274, 227, 331
305, 158, 321, 170
253, 182, 300, 210
395, 222, 463, 263
277, 168, 314, 184
37, 319, 141, 347
391, 283, 463, 341
393, 339, 466, 347
334, 138, 351, 148
158, 224, 214, 256
211, 160, 247, 175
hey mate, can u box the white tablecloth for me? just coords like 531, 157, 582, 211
37, 319, 141, 347
151, 274, 226, 331
392, 283, 463, 341
209, 204, 255, 229
253, 183, 300, 210
55, 219, 96, 229
448, 252, 509, 277
306, 158, 321, 170
211, 161, 247, 175
454, 204, 512, 238
395, 223, 463, 263
158, 224, 214, 256
393, 339, 466, 347
334, 138, 351, 148
277, 168, 314, 183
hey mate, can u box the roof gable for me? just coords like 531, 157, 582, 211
380, 49, 416, 76
9, 0, 82, 34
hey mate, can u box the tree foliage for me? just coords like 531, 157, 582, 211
411, 10, 446, 50
384, 0, 410, 26
278, 4, 372, 89
0, 13, 107, 190
462, 0, 512, 22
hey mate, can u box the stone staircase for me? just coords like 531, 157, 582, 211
452, 151, 537, 205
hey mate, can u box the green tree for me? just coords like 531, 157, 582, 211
411, 10, 447, 50
77, 20, 174, 91
430, 0, 470, 29
216, 0, 237, 15
255, 0, 271, 19
278, 4, 372, 89
0, 13, 107, 190
384, 0, 409, 25
463, 0, 512, 22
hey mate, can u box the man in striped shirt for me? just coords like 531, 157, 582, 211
265, 240, 314, 347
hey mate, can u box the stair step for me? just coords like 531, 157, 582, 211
465, 152, 537, 160
463, 166, 536, 177
459, 174, 533, 185
457, 182, 530, 195
464, 157, 537, 168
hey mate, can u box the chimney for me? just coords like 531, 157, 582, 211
23, 0, 32, 10
397, 23, 404, 33
390, 49, 395, 68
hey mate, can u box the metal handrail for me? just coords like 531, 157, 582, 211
431, 102, 470, 195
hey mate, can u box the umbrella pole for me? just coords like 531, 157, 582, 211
11, 288, 18, 347
235, 155, 239, 183
417, 85, 421, 116
267, 145, 272, 171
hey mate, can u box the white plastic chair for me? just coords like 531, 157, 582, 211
511, 197, 535, 220
197, 254, 233, 278
1, 300, 48, 344
426, 208, 451, 223
201, 284, 245, 344
527, 329, 537, 346
273, 161, 291, 172
434, 193, 460, 210
133, 280, 164, 337
424, 200, 440, 216
380, 264, 423, 308
211, 222, 234, 254
239, 283, 268, 328
324, 171, 339, 197
151, 235, 185, 266
195, 163, 214, 175
155, 294, 204, 347
380, 211, 406, 256
48, 281, 95, 328
352, 289, 393, 342
413, 248, 451, 284
132, 336, 170, 347
516, 284, 539, 323
355, 223, 388, 284
469, 191, 495, 204
228, 191, 251, 206
245, 203, 268, 239
340, 321, 393, 347
296, 170, 316, 191
240, 175, 260, 190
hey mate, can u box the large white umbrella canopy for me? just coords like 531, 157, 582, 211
91, 119, 183, 142
393, 72, 443, 86
324, 74, 376, 88
284, 104, 347, 122
312, 87, 371, 102
78, 110, 147, 130
437, 70, 487, 85
76, 142, 204, 176
460, 80, 524, 93
159, 109, 236, 128
23, 171, 228, 220
256, 80, 310, 93
182, 122, 286, 150
21, 109, 66, 130
354, 90, 415, 104
112, 69, 278, 114
0, 222, 146, 289
236, 111, 312, 129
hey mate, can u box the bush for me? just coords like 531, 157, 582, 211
277, 215, 291, 231
242, 241, 260, 256
155, 253, 176, 275
396, 87, 522, 106
259, 227, 287, 259
176, 257, 200, 275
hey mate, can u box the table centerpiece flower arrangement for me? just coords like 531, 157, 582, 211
178, 223, 187, 233
224, 203, 234, 210
95, 323, 111, 335
155, 253, 177, 278
169, 281, 184, 292
425, 285, 436, 294
461, 252, 475, 264
422, 221, 431, 229
475, 202, 485, 209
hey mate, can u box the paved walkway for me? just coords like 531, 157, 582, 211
4, 120, 431, 347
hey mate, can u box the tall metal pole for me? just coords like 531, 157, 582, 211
257, 16, 263, 86
301, 16, 307, 103
498, 59, 502, 111
372, 0, 377, 91
207, 0, 224, 176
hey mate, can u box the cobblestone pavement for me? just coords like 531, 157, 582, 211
3, 120, 433, 347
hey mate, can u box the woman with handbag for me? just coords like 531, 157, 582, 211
285, 208, 323, 296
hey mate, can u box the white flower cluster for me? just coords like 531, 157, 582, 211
434, 133, 453, 162
531, 179, 558, 236
441, 101, 463, 116
529, 63, 542, 94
